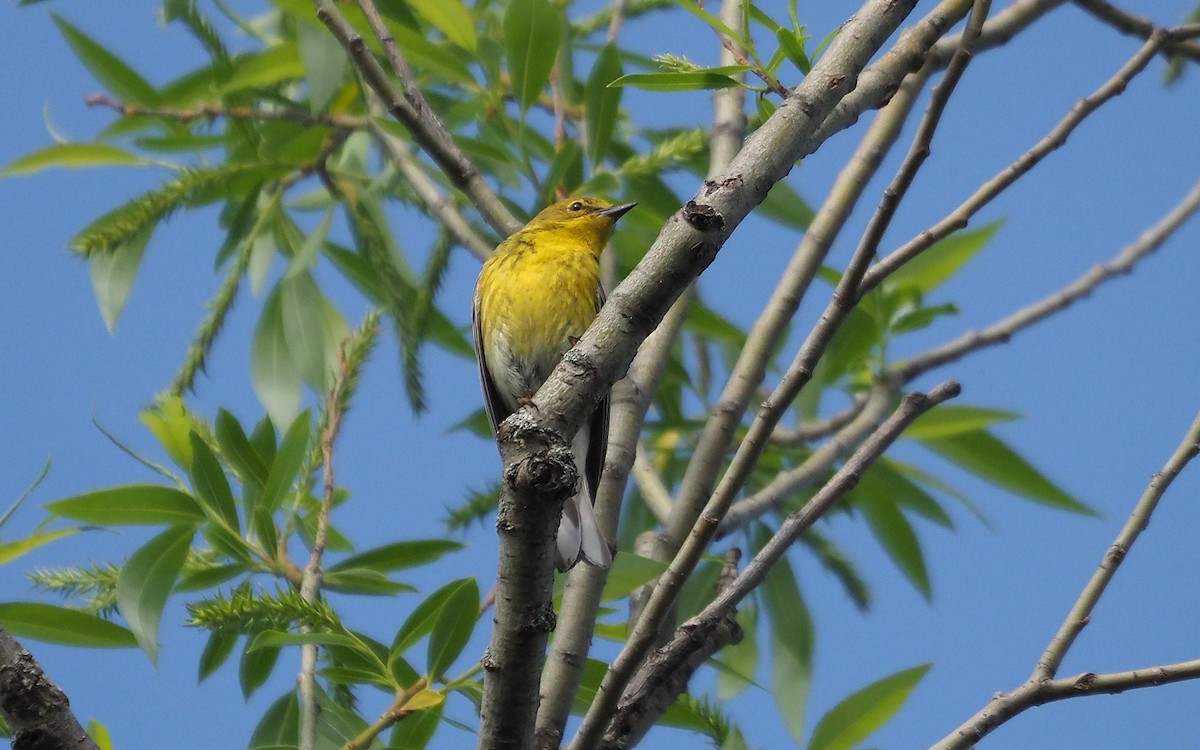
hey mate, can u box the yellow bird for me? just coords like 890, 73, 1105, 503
473, 197, 636, 571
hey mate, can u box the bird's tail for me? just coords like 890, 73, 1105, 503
555, 434, 613, 571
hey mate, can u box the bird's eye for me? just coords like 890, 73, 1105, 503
569, 201, 584, 211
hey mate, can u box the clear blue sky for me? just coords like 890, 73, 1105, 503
2, 1, 1200, 748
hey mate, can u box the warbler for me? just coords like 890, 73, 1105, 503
472, 196, 636, 571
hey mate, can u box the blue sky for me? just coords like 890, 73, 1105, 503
2, 1, 1200, 748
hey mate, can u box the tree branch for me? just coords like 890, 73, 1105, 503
894, 176, 1200, 381
861, 24, 1200, 295
533, 1, 748, 743
931, 407, 1200, 749
298, 353, 350, 750
1073, 0, 1200, 63
0, 625, 99, 750
601, 382, 961, 748
312, 0, 520, 235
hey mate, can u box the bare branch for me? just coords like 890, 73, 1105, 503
630, 442, 673, 525
769, 392, 869, 446
862, 25, 1199, 295
313, 0, 520, 235
932, 408, 1200, 749
718, 384, 898, 537
895, 177, 1200, 381
928, 0, 1066, 66
366, 116, 494, 261
0, 625, 99, 750
1073, 0, 1200, 63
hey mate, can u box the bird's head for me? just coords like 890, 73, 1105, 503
526, 197, 637, 235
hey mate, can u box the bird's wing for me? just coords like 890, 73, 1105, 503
585, 282, 610, 500
472, 279, 511, 436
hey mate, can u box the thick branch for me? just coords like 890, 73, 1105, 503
0, 625, 99, 750
932, 408, 1200, 749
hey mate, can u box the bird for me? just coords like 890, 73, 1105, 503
472, 196, 636, 571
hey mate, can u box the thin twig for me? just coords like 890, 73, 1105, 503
852, 0, 991, 274
928, 0, 1065, 66
340, 676, 430, 750
861, 25, 1200, 295
298, 353, 350, 750
313, 0, 520, 235
366, 114, 494, 260
895, 177, 1200, 381
85, 93, 370, 129
631, 442, 673, 524
1073, 0, 1200, 63
605, 0, 630, 44
769, 392, 869, 446
718, 383, 897, 537
931, 408, 1200, 750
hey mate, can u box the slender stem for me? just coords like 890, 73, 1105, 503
85, 93, 368, 128
313, 0, 520, 235
340, 676, 430, 750
895, 177, 1200, 381
718, 384, 897, 537
931, 408, 1200, 750
1073, 0, 1200, 62
298, 354, 350, 750
861, 26, 1193, 295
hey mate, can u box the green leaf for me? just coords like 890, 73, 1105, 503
324, 568, 416, 596
48, 485, 205, 526
329, 539, 461, 573
716, 605, 758, 700
89, 226, 151, 334
762, 554, 813, 741
807, 664, 932, 750
117, 524, 196, 664
296, 22, 347, 112
504, 0, 561, 110
188, 432, 240, 532
279, 272, 329, 391
0, 603, 137, 648
585, 44, 624, 168
220, 42, 304, 95
758, 179, 814, 230
776, 27, 812, 74
216, 408, 270, 489
427, 577, 478, 679
671, 0, 751, 48
858, 496, 931, 600
252, 285, 303, 427
599, 554, 667, 602
905, 406, 1019, 440
0, 528, 77, 566
241, 638, 282, 699
609, 71, 744, 92
886, 221, 1002, 295
387, 702, 442, 748
0, 142, 150, 176
919, 429, 1094, 514
198, 629, 239, 681
248, 690, 299, 748
407, 0, 477, 51
249, 630, 365, 652
259, 411, 311, 512
53, 15, 160, 105
140, 396, 194, 469
392, 578, 474, 655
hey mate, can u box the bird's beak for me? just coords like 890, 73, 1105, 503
600, 202, 637, 220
